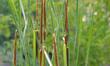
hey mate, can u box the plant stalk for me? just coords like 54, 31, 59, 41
53, 33, 59, 66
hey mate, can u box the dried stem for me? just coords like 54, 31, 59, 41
44, 0, 46, 40
53, 33, 59, 66
40, 0, 43, 44
13, 30, 17, 66
63, 36, 69, 66
65, 0, 68, 46
40, 49, 43, 66
65, 0, 69, 65
65, 0, 68, 32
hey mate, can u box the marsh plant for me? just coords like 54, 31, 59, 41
0, 0, 109, 66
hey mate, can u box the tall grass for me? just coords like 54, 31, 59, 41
6, 0, 109, 66
74, 0, 79, 66
84, 4, 94, 66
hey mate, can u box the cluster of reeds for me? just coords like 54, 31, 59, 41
12, 0, 70, 66
7, 0, 110, 65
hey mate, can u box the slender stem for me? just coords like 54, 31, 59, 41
40, 0, 43, 44
40, 49, 43, 66
85, 9, 93, 66
42, 50, 45, 66
65, 0, 68, 45
44, 0, 46, 40
19, 0, 28, 38
43, 47, 53, 66
75, 0, 79, 66
64, 35, 69, 66
36, 0, 38, 29
33, 30, 39, 66
65, 0, 69, 65
33, 30, 37, 66
13, 30, 18, 66
63, 37, 67, 66
53, 33, 59, 66
65, 0, 68, 33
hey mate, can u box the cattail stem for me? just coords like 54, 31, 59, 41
53, 33, 59, 66
36, 0, 38, 18
42, 48, 45, 66
40, 49, 43, 66
65, 0, 68, 34
40, 0, 43, 44
65, 0, 69, 65
41, 0, 46, 42
44, 0, 46, 40
13, 30, 17, 66
65, 0, 68, 46
63, 37, 67, 66
64, 35, 69, 66
66, 47, 69, 66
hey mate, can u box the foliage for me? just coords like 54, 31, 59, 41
0, 0, 110, 66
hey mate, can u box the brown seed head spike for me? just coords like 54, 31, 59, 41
13, 30, 18, 66
65, 0, 68, 46
65, 0, 68, 33
44, 0, 46, 40
40, 0, 43, 44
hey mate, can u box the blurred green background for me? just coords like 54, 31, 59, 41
0, 0, 110, 66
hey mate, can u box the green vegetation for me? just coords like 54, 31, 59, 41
0, 0, 110, 66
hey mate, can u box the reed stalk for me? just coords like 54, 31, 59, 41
40, 0, 43, 44
63, 37, 67, 66
40, 49, 43, 66
53, 33, 59, 66
33, 30, 38, 66
13, 30, 18, 66
44, 0, 46, 40
65, 0, 68, 45
65, 0, 69, 65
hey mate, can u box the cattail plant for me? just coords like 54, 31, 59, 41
13, 30, 18, 66
53, 33, 59, 66
43, 0, 46, 40
39, 0, 44, 65
40, 0, 46, 66
65, 0, 68, 44
63, 37, 67, 66
40, 0, 43, 45
65, 0, 69, 66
